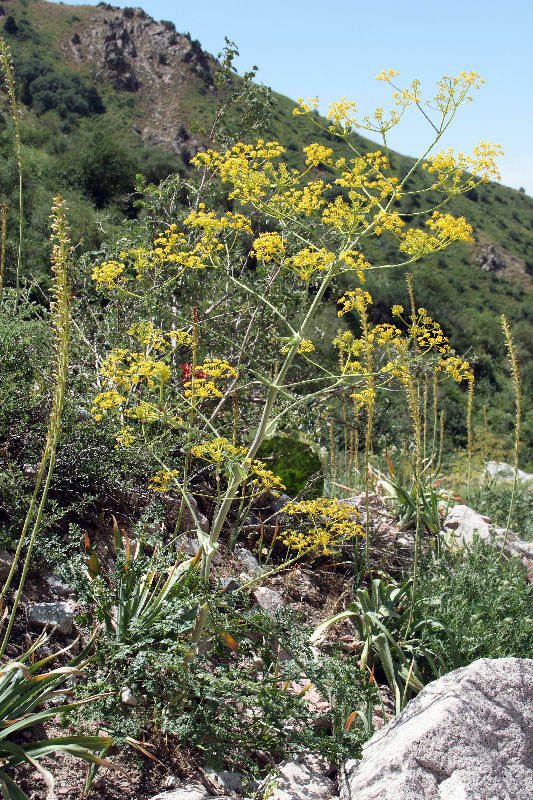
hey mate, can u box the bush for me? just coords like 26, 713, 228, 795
417, 539, 533, 665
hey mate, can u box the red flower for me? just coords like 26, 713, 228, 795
180, 363, 207, 382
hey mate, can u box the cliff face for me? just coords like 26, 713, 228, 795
59, 4, 217, 151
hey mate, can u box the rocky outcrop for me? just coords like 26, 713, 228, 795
60, 5, 216, 151
340, 658, 533, 800
485, 460, 533, 483
442, 504, 533, 579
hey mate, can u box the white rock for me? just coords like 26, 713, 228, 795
235, 547, 260, 574
205, 768, 243, 793
271, 760, 335, 800
27, 602, 74, 635
253, 587, 284, 613
121, 686, 138, 707
340, 657, 533, 800
485, 461, 533, 483
149, 788, 212, 800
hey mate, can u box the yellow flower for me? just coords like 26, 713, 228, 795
252, 232, 285, 263
92, 260, 125, 290
337, 288, 372, 317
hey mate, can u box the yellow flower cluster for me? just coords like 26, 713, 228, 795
373, 210, 405, 236
282, 497, 363, 555
91, 389, 126, 420
281, 338, 315, 355
293, 97, 319, 115
124, 400, 165, 422
201, 359, 239, 379
115, 426, 136, 448
351, 385, 376, 408
303, 143, 333, 166
339, 250, 371, 281
192, 140, 285, 203
272, 180, 327, 216
184, 205, 253, 234
337, 288, 372, 317
92, 260, 125, 290
149, 469, 180, 492
191, 437, 246, 464
190, 438, 285, 494
437, 355, 473, 383
252, 232, 285, 263
100, 349, 171, 391
288, 247, 336, 280
424, 142, 503, 192
127, 321, 169, 352
399, 212, 473, 256
412, 310, 449, 353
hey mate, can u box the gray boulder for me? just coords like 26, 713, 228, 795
271, 760, 336, 800
0, 550, 14, 583
27, 602, 74, 635
442, 504, 533, 566
340, 657, 533, 800
485, 460, 533, 484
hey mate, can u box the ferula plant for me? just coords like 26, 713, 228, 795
89, 71, 500, 661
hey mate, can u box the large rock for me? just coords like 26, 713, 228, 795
442, 505, 533, 577
340, 658, 533, 800
271, 760, 336, 800
485, 461, 533, 483
27, 602, 74, 635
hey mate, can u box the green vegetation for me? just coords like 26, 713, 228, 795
0, 4, 532, 795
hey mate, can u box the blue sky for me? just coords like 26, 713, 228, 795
50, 0, 532, 193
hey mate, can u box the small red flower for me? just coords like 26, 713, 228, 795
180, 363, 207, 382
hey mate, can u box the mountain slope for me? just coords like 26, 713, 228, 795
1, 0, 533, 462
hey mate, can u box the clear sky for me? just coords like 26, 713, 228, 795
50, 0, 532, 193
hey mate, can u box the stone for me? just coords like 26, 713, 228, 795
253, 587, 284, 613
340, 657, 533, 800
44, 572, 73, 597
149, 788, 226, 800
220, 577, 241, 594
485, 460, 533, 483
235, 547, 260, 574
204, 768, 243, 793
442, 505, 533, 571
121, 686, 137, 707
27, 602, 74, 635
176, 534, 221, 565
0, 549, 14, 582
271, 760, 336, 800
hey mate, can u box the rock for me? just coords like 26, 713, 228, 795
485, 460, 533, 483
27, 602, 74, 635
475, 243, 506, 272
0, 549, 14, 582
442, 505, 533, 571
235, 547, 260, 574
149, 788, 225, 800
269, 492, 292, 515
44, 572, 73, 597
340, 657, 533, 800
121, 686, 137, 707
204, 768, 243, 793
176, 534, 221, 565
220, 577, 241, 594
271, 760, 336, 800
253, 587, 284, 613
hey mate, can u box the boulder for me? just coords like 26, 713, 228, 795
235, 547, 260, 574
271, 760, 336, 800
340, 658, 533, 800
0, 549, 14, 583
442, 505, 533, 575
485, 461, 533, 484
253, 587, 284, 613
27, 602, 74, 635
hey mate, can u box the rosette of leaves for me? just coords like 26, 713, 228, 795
0, 634, 121, 799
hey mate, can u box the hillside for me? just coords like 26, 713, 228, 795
1, 0, 533, 462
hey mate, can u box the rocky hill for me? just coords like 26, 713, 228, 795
2, 0, 533, 461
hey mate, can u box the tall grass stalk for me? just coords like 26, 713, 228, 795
0, 197, 71, 658
0, 203, 6, 302
0, 37, 23, 300
466, 377, 475, 498
500, 315, 521, 557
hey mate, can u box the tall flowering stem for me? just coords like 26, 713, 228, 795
0, 196, 71, 657
500, 315, 521, 557
0, 37, 23, 299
